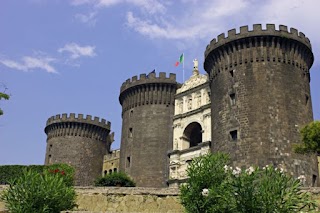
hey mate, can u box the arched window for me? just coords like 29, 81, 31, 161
114, 168, 117, 173
109, 169, 112, 174
183, 122, 202, 148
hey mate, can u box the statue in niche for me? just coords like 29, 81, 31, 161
187, 97, 192, 110
179, 100, 183, 113
174, 138, 178, 150
197, 93, 201, 107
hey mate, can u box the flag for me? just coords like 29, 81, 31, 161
175, 53, 184, 67
146, 69, 156, 78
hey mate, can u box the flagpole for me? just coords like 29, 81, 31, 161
182, 53, 185, 82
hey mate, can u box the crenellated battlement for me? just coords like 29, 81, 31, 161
119, 72, 179, 112
204, 24, 314, 81
46, 113, 110, 129
45, 113, 111, 141
205, 24, 311, 58
120, 72, 177, 93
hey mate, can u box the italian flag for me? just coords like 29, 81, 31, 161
175, 53, 184, 66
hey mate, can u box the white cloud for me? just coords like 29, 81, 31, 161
96, 0, 123, 7
126, 0, 166, 14
74, 12, 97, 26
58, 43, 96, 59
126, 0, 249, 40
0, 56, 57, 73
71, 0, 166, 14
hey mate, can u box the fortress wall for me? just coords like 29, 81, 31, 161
204, 24, 318, 185
2, 186, 320, 213
44, 113, 111, 186
119, 72, 179, 188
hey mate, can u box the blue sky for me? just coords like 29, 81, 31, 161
0, 0, 319, 165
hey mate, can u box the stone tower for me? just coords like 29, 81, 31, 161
119, 72, 179, 187
44, 113, 111, 186
204, 24, 318, 185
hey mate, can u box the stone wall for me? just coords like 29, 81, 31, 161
3, 186, 320, 212
204, 24, 318, 186
0, 186, 184, 213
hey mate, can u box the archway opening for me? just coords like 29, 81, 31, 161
183, 122, 202, 148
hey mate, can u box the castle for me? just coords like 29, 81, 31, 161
44, 24, 318, 187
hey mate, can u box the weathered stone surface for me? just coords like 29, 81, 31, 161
204, 24, 318, 186
119, 72, 180, 187
44, 114, 112, 186
3, 186, 320, 212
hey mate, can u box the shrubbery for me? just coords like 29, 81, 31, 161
0, 167, 77, 213
0, 164, 74, 185
180, 153, 316, 213
95, 172, 135, 187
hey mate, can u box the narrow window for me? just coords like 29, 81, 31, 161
104, 170, 107, 176
126, 156, 131, 168
230, 70, 234, 77
129, 128, 133, 138
312, 175, 317, 187
114, 168, 117, 173
130, 110, 133, 117
109, 169, 112, 174
305, 94, 309, 105
230, 93, 236, 105
49, 144, 52, 152
230, 130, 238, 141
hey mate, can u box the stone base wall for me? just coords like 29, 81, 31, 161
3, 186, 320, 212
73, 187, 183, 213
0, 186, 183, 213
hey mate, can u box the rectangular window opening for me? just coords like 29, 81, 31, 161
126, 156, 131, 168
230, 70, 234, 77
230, 130, 238, 141
312, 175, 317, 187
129, 128, 133, 138
230, 93, 236, 105
305, 94, 309, 105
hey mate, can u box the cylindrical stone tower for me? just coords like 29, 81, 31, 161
204, 24, 318, 185
119, 72, 179, 187
44, 113, 111, 186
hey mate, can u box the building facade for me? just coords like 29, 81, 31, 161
45, 24, 318, 188
44, 113, 112, 186
103, 149, 120, 176
118, 72, 179, 187
204, 24, 318, 186
168, 63, 211, 187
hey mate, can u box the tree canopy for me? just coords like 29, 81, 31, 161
294, 121, 320, 154
0, 92, 10, 116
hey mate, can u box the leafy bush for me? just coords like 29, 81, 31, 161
95, 172, 135, 187
0, 169, 77, 213
180, 153, 316, 213
294, 121, 320, 154
0, 164, 74, 186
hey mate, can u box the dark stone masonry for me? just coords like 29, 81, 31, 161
119, 72, 179, 187
204, 24, 318, 185
44, 113, 111, 186
43, 24, 318, 188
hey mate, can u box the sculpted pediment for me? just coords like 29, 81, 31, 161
177, 71, 208, 94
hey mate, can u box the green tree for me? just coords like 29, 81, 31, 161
0, 168, 77, 213
180, 153, 316, 213
94, 172, 135, 187
0, 92, 9, 116
294, 121, 320, 154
